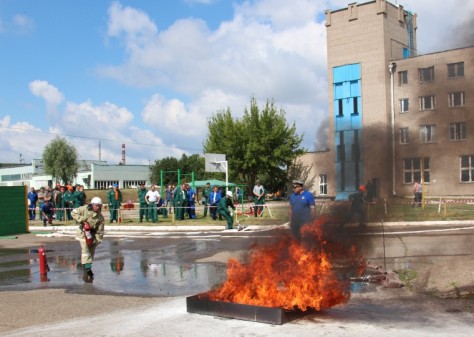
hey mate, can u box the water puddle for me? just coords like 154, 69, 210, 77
0, 241, 227, 296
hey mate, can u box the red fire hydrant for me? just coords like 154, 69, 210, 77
38, 244, 50, 281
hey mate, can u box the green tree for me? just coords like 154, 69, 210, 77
149, 154, 209, 186
42, 136, 79, 185
149, 156, 179, 185
203, 97, 305, 195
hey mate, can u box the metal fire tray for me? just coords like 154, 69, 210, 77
186, 294, 312, 325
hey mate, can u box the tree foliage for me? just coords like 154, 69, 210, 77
149, 154, 211, 186
203, 97, 305, 194
42, 136, 79, 185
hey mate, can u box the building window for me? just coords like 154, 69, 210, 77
450, 122, 467, 141
418, 66, 434, 82
319, 175, 328, 195
404, 158, 430, 184
94, 181, 119, 189
123, 180, 146, 188
398, 70, 408, 85
400, 128, 409, 144
461, 155, 474, 182
338, 99, 343, 117
352, 97, 359, 115
337, 131, 345, 162
399, 98, 409, 113
420, 125, 435, 143
448, 92, 465, 107
448, 62, 464, 78
419, 95, 435, 110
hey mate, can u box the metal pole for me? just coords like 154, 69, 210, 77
381, 219, 387, 271
389, 62, 397, 196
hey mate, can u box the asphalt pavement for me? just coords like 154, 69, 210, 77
1, 221, 473, 336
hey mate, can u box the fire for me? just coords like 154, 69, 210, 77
206, 215, 362, 311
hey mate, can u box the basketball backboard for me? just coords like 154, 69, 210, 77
205, 153, 226, 173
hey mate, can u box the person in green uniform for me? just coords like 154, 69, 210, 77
173, 184, 185, 220
137, 182, 148, 222
202, 182, 211, 217
106, 185, 115, 222
73, 184, 86, 208
63, 185, 75, 220
54, 185, 65, 221
108, 184, 122, 223
218, 191, 236, 230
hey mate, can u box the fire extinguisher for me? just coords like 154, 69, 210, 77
83, 222, 94, 246
38, 244, 50, 277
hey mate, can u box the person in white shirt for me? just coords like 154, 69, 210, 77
145, 185, 161, 223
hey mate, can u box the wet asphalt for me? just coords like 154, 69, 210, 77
0, 223, 473, 336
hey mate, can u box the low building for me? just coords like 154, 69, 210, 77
0, 159, 151, 189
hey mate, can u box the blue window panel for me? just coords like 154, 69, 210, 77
351, 112, 362, 129
335, 191, 350, 201
337, 115, 351, 130
403, 47, 409, 59
336, 162, 343, 191
345, 130, 355, 160
358, 161, 364, 184
343, 82, 351, 98
350, 80, 360, 97
335, 115, 344, 131
345, 161, 356, 189
346, 97, 354, 115
334, 83, 344, 99
333, 64, 361, 83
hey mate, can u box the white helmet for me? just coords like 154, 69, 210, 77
91, 197, 103, 205
226, 191, 233, 197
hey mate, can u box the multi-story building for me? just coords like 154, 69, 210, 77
302, 0, 473, 199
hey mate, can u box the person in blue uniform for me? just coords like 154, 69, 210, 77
288, 179, 316, 240
186, 183, 196, 219
209, 185, 221, 220
27, 187, 38, 220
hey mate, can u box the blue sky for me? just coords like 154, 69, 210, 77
0, 0, 471, 165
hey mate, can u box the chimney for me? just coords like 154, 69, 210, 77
122, 144, 126, 165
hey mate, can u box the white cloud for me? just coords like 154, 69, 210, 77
98, 0, 329, 150
5, 0, 466, 165
142, 94, 205, 138
12, 14, 34, 33
28, 80, 64, 118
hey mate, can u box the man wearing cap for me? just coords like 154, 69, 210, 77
288, 179, 316, 240
72, 196, 105, 283
218, 190, 236, 230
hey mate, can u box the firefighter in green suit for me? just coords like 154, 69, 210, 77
173, 184, 185, 220
137, 182, 148, 222
108, 184, 122, 223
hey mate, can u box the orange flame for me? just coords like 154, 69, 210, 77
206, 215, 362, 311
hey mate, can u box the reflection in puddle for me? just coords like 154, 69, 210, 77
0, 243, 227, 296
